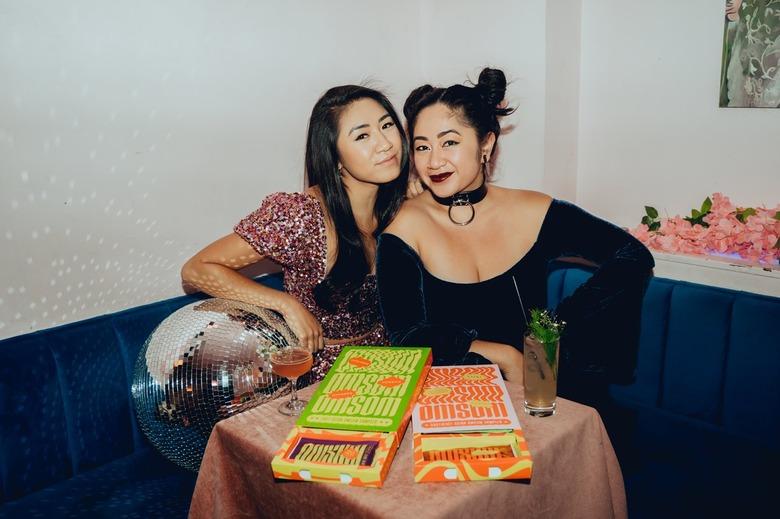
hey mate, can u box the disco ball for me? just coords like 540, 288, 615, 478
132, 298, 298, 471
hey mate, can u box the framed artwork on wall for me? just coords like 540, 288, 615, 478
719, 0, 780, 107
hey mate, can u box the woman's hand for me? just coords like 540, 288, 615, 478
406, 178, 426, 199
499, 347, 524, 384
278, 294, 325, 352
469, 340, 524, 384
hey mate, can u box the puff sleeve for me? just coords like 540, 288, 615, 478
233, 192, 322, 269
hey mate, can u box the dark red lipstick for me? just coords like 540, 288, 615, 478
429, 172, 453, 183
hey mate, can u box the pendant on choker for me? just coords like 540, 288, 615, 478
431, 174, 488, 226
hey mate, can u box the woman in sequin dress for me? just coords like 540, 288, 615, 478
182, 85, 409, 381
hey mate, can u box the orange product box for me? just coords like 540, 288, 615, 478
411, 365, 533, 482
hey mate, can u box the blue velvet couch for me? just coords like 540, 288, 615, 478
548, 264, 779, 519
0, 274, 283, 519
1, 267, 777, 518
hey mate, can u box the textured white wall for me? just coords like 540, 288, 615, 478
576, 0, 780, 226
0, 1, 550, 339
0, 0, 423, 338
11, 1, 776, 338
543, 0, 581, 201
417, 0, 547, 191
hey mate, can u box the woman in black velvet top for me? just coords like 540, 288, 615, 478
376, 68, 654, 399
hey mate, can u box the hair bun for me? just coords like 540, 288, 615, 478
476, 68, 507, 109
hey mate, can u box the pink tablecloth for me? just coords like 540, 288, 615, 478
189, 382, 626, 519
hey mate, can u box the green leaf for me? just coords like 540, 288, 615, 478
692, 209, 701, 219
701, 197, 712, 214
641, 216, 650, 225
775, 238, 780, 249
649, 221, 661, 231
736, 207, 757, 224
542, 341, 558, 380
645, 206, 658, 219
774, 211, 780, 221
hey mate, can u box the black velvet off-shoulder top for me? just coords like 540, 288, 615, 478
376, 199, 655, 386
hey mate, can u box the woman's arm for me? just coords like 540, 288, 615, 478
543, 200, 654, 383
469, 340, 524, 383
544, 200, 654, 317
181, 232, 325, 352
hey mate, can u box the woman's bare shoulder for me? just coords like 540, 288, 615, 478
497, 188, 553, 214
384, 197, 432, 244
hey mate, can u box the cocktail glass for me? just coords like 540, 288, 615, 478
523, 334, 558, 417
270, 346, 313, 416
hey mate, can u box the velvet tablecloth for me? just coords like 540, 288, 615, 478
189, 382, 626, 519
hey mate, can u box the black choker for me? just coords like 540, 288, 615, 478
431, 174, 488, 226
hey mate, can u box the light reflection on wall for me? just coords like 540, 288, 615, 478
0, 0, 547, 339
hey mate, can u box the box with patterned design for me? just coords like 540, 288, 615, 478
411, 365, 533, 482
271, 346, 431, 487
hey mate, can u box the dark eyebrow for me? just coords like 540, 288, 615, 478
348, 123, 369, 135
413, 136, 429, 142
437, 129, 461, 138
350, 114, 392, 135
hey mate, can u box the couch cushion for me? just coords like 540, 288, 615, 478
722, 294, 780, 447
46, 318, 135, 474
0, 449, 196, 519
622, 403, 778, 519
661, 284, 733, 424
0, 334, 73, 502
610, 279, 674, 408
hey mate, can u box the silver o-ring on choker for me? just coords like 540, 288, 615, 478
432, 171, 488, 226
448, 196, 476, 226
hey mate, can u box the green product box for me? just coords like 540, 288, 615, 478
296, 346, 432, 433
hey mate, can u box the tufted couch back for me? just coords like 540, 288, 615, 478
548, 265, 779, 448
0, 275, 283, 504
549, 264, 778, 517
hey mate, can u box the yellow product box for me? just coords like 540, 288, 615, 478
411, 365, 533, 482
271, 427, 398, 488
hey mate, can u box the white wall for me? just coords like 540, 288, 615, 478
7, 0, 773, 340
543, 0, 582, 201
0, 0, 423, 338
418, 0, 547, 190
576, 0, 780, 227
0, 0, 549, 339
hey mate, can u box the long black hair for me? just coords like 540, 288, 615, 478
306, 85, 410, 312
403, 68, 514, 175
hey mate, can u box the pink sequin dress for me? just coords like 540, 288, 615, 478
234, 192, 387, 381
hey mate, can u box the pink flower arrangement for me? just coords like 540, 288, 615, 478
629, 193, 780, 266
